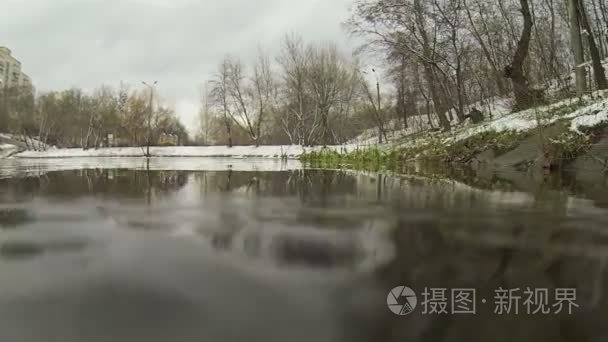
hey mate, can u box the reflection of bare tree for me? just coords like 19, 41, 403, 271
191, 169, 359, 200
0, 169, 188, 201
245, 177, 260, 194
590, 257, 607, 308
224, 169, 232, 192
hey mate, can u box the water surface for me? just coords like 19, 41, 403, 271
1, 158, 607, 342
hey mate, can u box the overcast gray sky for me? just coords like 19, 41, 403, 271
2, 0, 358, 133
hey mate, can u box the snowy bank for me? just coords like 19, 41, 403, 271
0, 143, 19, 158
403, 91, 608, 149
349, 97, 513, 146
0, 133, 49, 150
10, 145, 359, 159
565, 100, 608, 134
303, 92, 608, 171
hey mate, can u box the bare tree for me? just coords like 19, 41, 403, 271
197, 84, 212, 145
210, 58, 234, 147
578, 0, 608, 90
252, 51, 276, 146
504, 0, 538, 111
360, 73, 388, 142
569, 0, 588, 95
277, 34, 310, 145
225, 58, 258, 145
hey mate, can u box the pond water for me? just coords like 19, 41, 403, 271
0, 158, 607, 342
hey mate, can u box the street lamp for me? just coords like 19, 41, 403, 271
371, 68, 382, 144
142, 81, 157, 157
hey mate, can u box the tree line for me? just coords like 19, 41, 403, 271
0, 84, 187, 149
347, 0, 608, 131
197, 35, 387, 146
200, 0, 608, 145
4, 0, 608, 148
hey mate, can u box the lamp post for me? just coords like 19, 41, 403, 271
372, 68, 382, 144
142, 81, 157, 157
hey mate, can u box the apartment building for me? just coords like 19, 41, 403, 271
0, 47, 32, 90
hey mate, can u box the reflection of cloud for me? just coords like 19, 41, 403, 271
197, 221, 396, 272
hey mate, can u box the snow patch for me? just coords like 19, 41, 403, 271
488, 118, 538, 132
349, 96, 513, 146
570, 110, 608, 134
0, 143, 19, 158
10, 145, 359, 159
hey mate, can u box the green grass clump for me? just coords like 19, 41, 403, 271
544, 131, 591, 168
301, 130, 527, 168
302, 129, 528, 168
301, 146, 401, 170
544, 121, 608, 168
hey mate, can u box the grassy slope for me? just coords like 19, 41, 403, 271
303, 91, 608, 171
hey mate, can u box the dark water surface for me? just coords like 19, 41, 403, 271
1, 158, 608, 342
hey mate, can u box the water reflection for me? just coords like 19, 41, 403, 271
0, 239, 88, 260
0, 166, 607, 342
0, 208, 30, 228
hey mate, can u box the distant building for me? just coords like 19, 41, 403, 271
0, 47, 33, 91
159, 133, 179, 146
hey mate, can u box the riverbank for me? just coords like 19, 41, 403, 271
303, 91, 608, 173
8, 145, 356, 160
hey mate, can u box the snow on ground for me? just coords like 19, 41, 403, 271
350, 115, 433, 146
439, 91, 608, 146
349, 96, 513, 146
352, 87, 608, 151
346, 92, 607, 152
0, 133, 49, 150
0, 143, 19, 158
10, 144, 360, 159
568, 100, 608, 133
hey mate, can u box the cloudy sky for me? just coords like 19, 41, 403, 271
2, 0, 358, 133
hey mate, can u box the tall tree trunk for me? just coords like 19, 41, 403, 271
589, 0, 607, 57
397, 80, 408, 130
569, 0, 588, 95
413, 0, 451, 131
454, 49, 466, 122
223, 101, 232, 148
463, 0, 508, 95
413, 63, 434, 130
504, 0, 537, 111
578, 0, 608, 90
592, 0, 608, 56
319, 110, 329, 146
